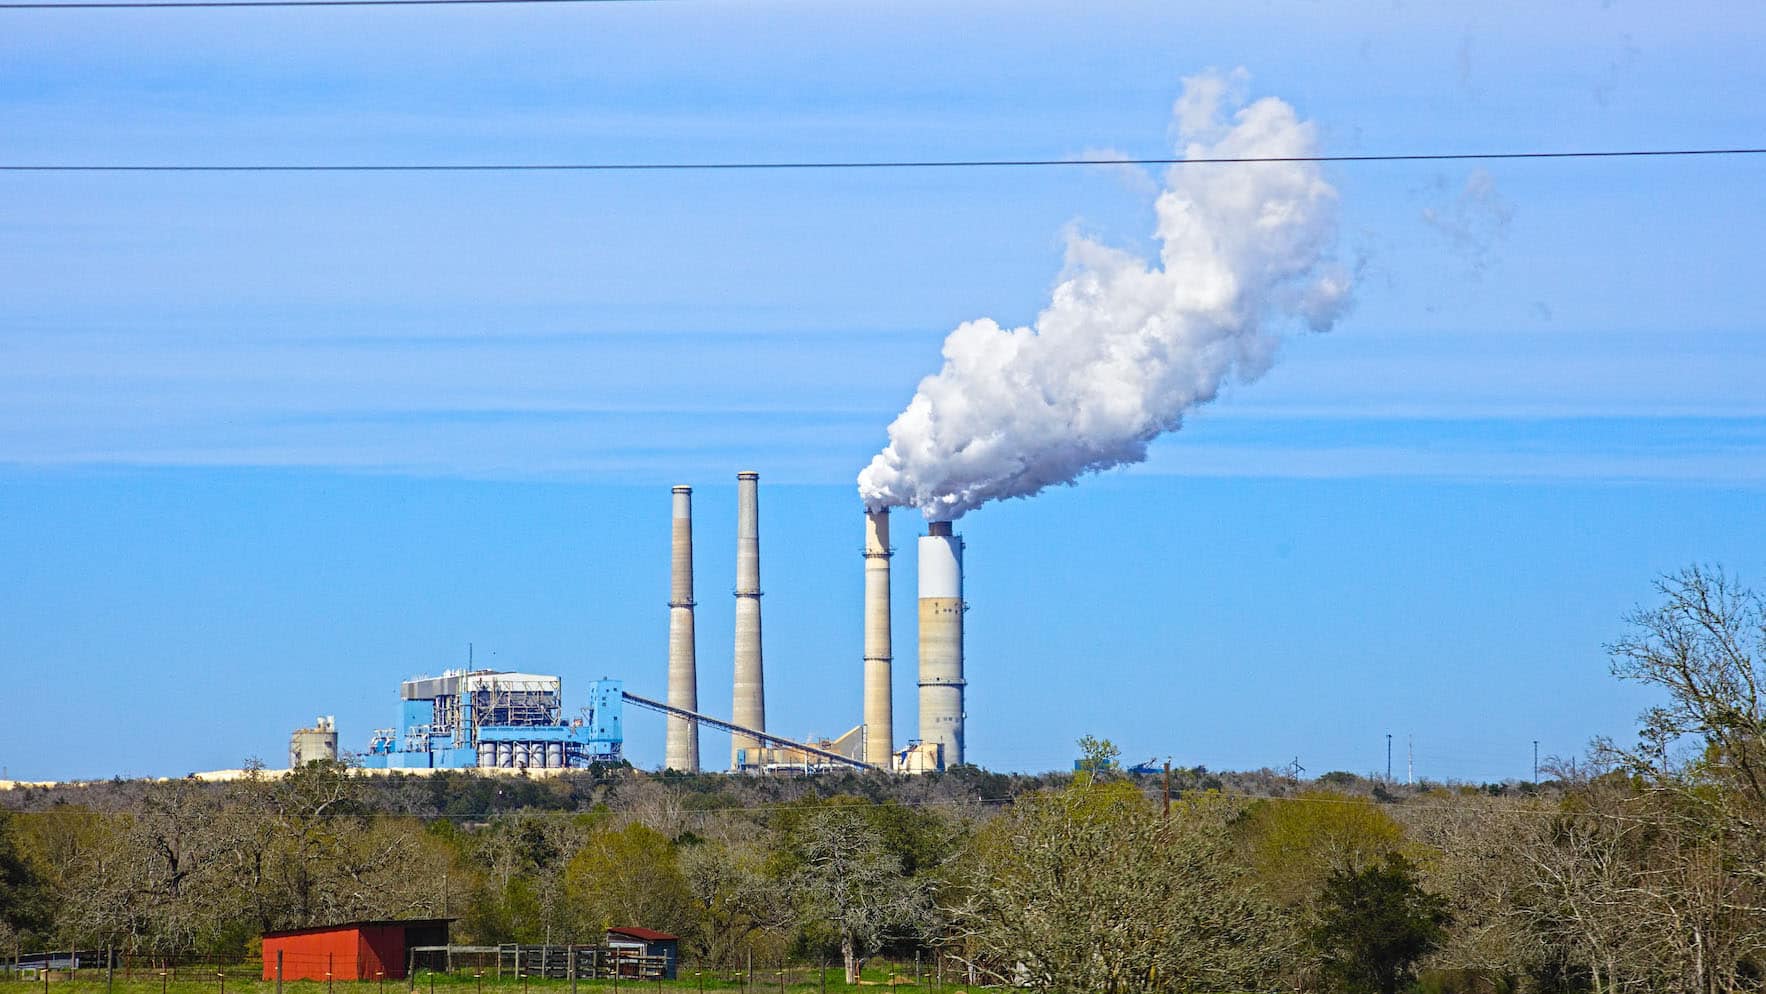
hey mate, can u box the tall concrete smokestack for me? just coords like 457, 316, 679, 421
918, 520, 964, 768
863, 508, 893, 767
665, 485, 700, 772
731, 471, 766, 770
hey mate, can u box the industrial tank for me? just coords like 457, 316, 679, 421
289, 716, 339, 768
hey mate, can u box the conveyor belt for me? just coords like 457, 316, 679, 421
620, 691, 876, 771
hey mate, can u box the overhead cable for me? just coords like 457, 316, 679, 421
2, 0, 657, 8
3, 147, 1763, 172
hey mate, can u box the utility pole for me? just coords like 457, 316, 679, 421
1385, 733, 1392, 781
1406, 735, 1413, 786
1162, 758, 1172, 822
1533, 740, 1539, 782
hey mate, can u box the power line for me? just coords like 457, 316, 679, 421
1, 147, 1763, 173
1, 0, 658, 8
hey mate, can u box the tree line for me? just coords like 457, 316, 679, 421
3, 565, 1764, 994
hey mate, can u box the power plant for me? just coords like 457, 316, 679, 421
359, 672, 625, 769
315, 472, 969, 776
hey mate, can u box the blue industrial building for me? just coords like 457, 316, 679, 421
360, 670, 623, 770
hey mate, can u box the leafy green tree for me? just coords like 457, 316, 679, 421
1241, 791, 1408, 907
563, 823, 692, 941
1309, 853, 1451, 994
1074, 735, 1121, 782
0, 811, 50, 944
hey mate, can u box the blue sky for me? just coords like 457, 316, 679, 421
1, 1, 1763, 780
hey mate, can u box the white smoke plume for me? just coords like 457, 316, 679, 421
857, 71, 1352, 520
1421, 168, 1513, 278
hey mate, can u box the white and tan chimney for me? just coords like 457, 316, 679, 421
731, 471, 767, 769
863, 508, 894, 767
918, 520, 964, 769
665, 485, 700, 772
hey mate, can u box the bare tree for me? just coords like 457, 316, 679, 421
612, 779, 693, 840
1608, 566, 1766, 807
54, 778, 233, 957
680, 838, 794, 968
1509, 777, 1655, 994
1598, 567, 1766, 992
1411, 800, 1534, 987
949, 782, 1292, 994
794, 809, 929, 984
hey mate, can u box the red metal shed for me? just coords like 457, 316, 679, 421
261, 919, 452, 981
